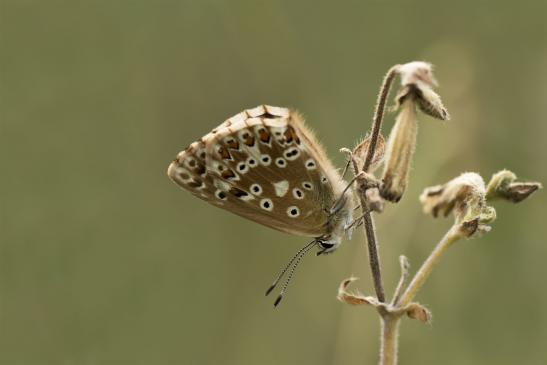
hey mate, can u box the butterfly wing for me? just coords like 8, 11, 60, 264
167, 105, 349, 238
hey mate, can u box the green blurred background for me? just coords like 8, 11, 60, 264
1, 1, 546, 364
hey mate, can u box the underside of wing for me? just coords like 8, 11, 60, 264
168, 105, 350, 238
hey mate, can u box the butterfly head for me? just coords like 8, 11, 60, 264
317, 193, 355, 255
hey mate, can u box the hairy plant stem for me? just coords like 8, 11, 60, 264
397, 224, 461, 307
351, 156, 384, 302
380, 315, 401, 365
362, 212, 384, 302
376, 225, 461, 365
362, 65, 400, 172
355, 64, 400, 303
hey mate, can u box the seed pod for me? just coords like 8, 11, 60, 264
380, 100, 417, 202
380, 61, 450, 203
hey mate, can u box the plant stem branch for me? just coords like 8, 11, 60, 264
379, 226, 461, 365
391, 256, 410, 306
397, 225, 462, 307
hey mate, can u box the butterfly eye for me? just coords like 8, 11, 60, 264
318, 241, 336, 250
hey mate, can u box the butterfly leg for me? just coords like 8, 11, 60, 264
344, 212, 367, 238
329, 172, 365, 215
339, 147, 354, 178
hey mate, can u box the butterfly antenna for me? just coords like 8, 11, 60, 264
273, 242, 316, 307
265, 239, 317, 297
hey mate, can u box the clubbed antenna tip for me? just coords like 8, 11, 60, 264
265, 284, 276, 296
274, 294, 283, 307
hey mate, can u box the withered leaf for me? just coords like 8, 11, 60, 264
352, 134, 385, 172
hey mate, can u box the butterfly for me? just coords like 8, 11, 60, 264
167, 105, 356, 305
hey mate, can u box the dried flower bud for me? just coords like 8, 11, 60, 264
398, 61, 438, 87
380, 100, 417, 202
354, 172, 384, 213
420, 172, 496, 238
420, 172, 486, 221
404, 302, 432, 323
352, 134, 385, 172
365, 187, 385, 213
486, 169, 542, 203
396, 61, 449, 121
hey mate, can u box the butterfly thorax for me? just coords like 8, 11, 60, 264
315, 191, 355, 253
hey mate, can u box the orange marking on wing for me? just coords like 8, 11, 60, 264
226, 139, 240, 150
221, 169, 236, 180
284, 126, 300, 145
240, 131, 255, 147
218, 146, 232, 160
258, 128, 271, 143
